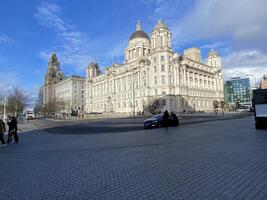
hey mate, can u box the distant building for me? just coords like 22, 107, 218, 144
55, 75, 85, 114
85, 20, 224, 114
224, 77, 251, 106
42, 53, 85, 115
260, 75, 267, 89
36, 86, 43, 106
43, 53, 65, 105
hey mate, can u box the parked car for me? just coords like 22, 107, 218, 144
144, 114, 179, 129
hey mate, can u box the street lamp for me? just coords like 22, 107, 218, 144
246, 74, 257, 89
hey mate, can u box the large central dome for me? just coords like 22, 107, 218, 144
129, 21, 150, 41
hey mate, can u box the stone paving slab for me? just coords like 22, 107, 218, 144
0, 117, 267, 199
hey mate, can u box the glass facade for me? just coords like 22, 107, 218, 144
224, 78, 251, 105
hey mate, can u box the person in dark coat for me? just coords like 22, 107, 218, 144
170, 112, 179, 126
0, 118, 6, 148
162, 110, 169, 129
7, 116, 19, 144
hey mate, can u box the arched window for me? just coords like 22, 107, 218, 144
160, 36, 163, 47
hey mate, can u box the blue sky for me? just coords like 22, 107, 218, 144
0, 0, 266, 104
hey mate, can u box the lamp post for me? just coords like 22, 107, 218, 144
246, 74, 257, 89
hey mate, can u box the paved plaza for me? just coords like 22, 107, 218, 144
0, 116, 267, 199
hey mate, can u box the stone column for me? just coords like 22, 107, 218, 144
193, 72, 195, 87
183, 68, 186, 85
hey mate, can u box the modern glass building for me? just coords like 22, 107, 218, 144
224, 77, 251, 106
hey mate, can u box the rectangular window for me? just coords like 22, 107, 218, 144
154, 66, 157, 72
155, 89, 158, 95
162, 91, 166, 95
161, 65, 165, 71
154, 57, 156, 62
161, 56, 164, 61
162, 99, 166, 106
162, 75, 165, 84
154, 76, 157, 85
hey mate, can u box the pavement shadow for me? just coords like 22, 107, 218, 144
43, 123, 146, 135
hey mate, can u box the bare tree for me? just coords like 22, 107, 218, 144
43, 102, 56, 117
6, 87, 28, 116
212, 100, 220, 109
143, 98, 163, 115
220, 101, 226, 115
55, 99, 66, 113
212, 100, 220, 114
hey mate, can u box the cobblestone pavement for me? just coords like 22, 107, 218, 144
0, 116, 267, 200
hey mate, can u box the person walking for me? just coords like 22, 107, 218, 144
0, 118, 6, 148
162, 110, 169, 129
7, 116, 19, 144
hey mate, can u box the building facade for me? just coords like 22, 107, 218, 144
85, 21, 224, 114
43, 53, 64, 105
224, 77, 251, 106
260, 75, 267, 89
55, 75, 85, 114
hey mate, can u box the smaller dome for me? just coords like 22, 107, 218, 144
208, 49, 219, 57
153, 20, 168, 31
129, 20, 150, 41
129, 31, 150, 40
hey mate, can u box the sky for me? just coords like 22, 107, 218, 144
0, 0, 266, 105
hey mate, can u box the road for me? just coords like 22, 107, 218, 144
0, 116, 267, 199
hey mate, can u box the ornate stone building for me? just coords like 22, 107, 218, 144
85, 20, 224, 114
260, 75, 267, 89
55, 75, 85, 113
43, 53, 64, 105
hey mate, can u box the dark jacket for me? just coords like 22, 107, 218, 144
0, 119, 6, 134
7, 118, 17, 133
170, 113, 179, 126
162, 110, 169, 127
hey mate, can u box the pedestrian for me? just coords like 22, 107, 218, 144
7, 116, 19, 144
162, 110, 169, 129
170, 112, 179, 126
0, 118, 6, 148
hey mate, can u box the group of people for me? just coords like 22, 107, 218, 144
162, 110, 179, 129
0, 116, 19, 148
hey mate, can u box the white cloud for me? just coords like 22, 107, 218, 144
0, 71, 40, 108
200, 41, 229, 50
222, 50, 267, 87
146, 0, 188, 22
147, 0, 267, 83
35, 2, 92, 70
174, 0, 267, 52
34, 2, 67, 32
0, 34, 13, 44
0, 72, 19, 96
